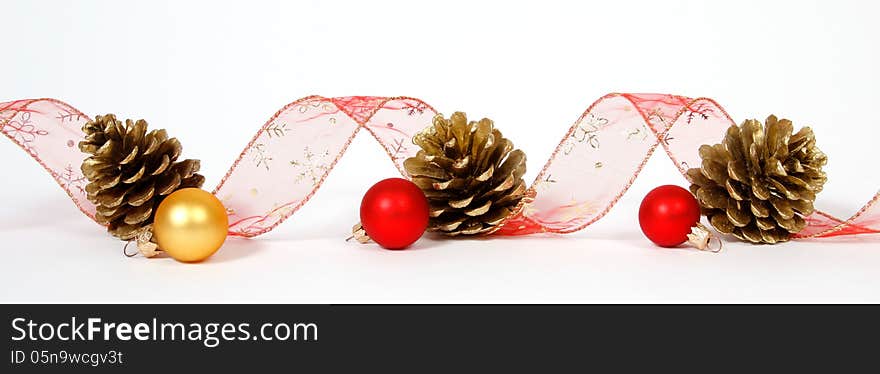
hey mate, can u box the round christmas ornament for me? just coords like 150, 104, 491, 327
639, 185, 720, 252
687, 115, 827, 244
352, 178, 429, 250
153, 188, 229, 262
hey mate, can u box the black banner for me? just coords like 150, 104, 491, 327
2, 305, 877, 371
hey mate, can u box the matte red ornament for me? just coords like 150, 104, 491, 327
358, 178, 429, 250
638, 185, 704, 248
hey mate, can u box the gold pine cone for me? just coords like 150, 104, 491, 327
687, 115, 827, 244
404, 112, 527, 236
79, 114, 205, 240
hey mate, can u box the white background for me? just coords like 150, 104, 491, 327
1, 0, 878, 303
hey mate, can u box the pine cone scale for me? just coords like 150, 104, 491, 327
111, 224, 144, 240
750, 199, 770, 217
481, 207, 511, 225
756, 216, 775, 230
770, 197, 794, 219
119, 145, 140, 165
493, 182, 526, 206
726, 201, 751, 227
701, 161, 728, 185
96, 174, 121, 189
121, 164, 146, 183
403, 158, 451, 179
464, 200, 492, 216
428, 206, 446, 218
470, 166, 491, 183
95, 188, 127, 208
695, 186, 727, 210
790, 199, 813, 215
766, 117, 792, 156
413, 138, 444, 158
150, 155, 171, 176
750, 177, 771, 200
81, 160, 113, 180
469, 120, 493, 156
183, 174, 205, 189
155, 173, 182, 195
123, 204, 152, 225
448, 195, 473, 209
174, 160, 201, 179
128, 120, 147, 144
725, 179, 747, 200
94, 140, 120, 159
434, 216, 467, 231
127, 184, 155, 206
710, 213, 735, 233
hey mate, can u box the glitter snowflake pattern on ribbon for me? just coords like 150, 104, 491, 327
2, 94, 878, 239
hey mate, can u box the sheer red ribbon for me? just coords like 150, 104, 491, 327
2, 94, 878, 239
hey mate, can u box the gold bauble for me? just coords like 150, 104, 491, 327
153, 188, 228, 262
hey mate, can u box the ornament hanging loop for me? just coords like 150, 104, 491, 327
686, 222, 723, 253
123, 240, 139, 257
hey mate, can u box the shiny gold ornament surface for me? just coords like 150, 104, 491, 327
79, 114, 204, 240
404, 112, 527, 236
153, 188, 228, 262
687, 115, 827, 244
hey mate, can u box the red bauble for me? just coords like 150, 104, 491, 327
360, 178, 429, 250
638, 185, 701, 247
